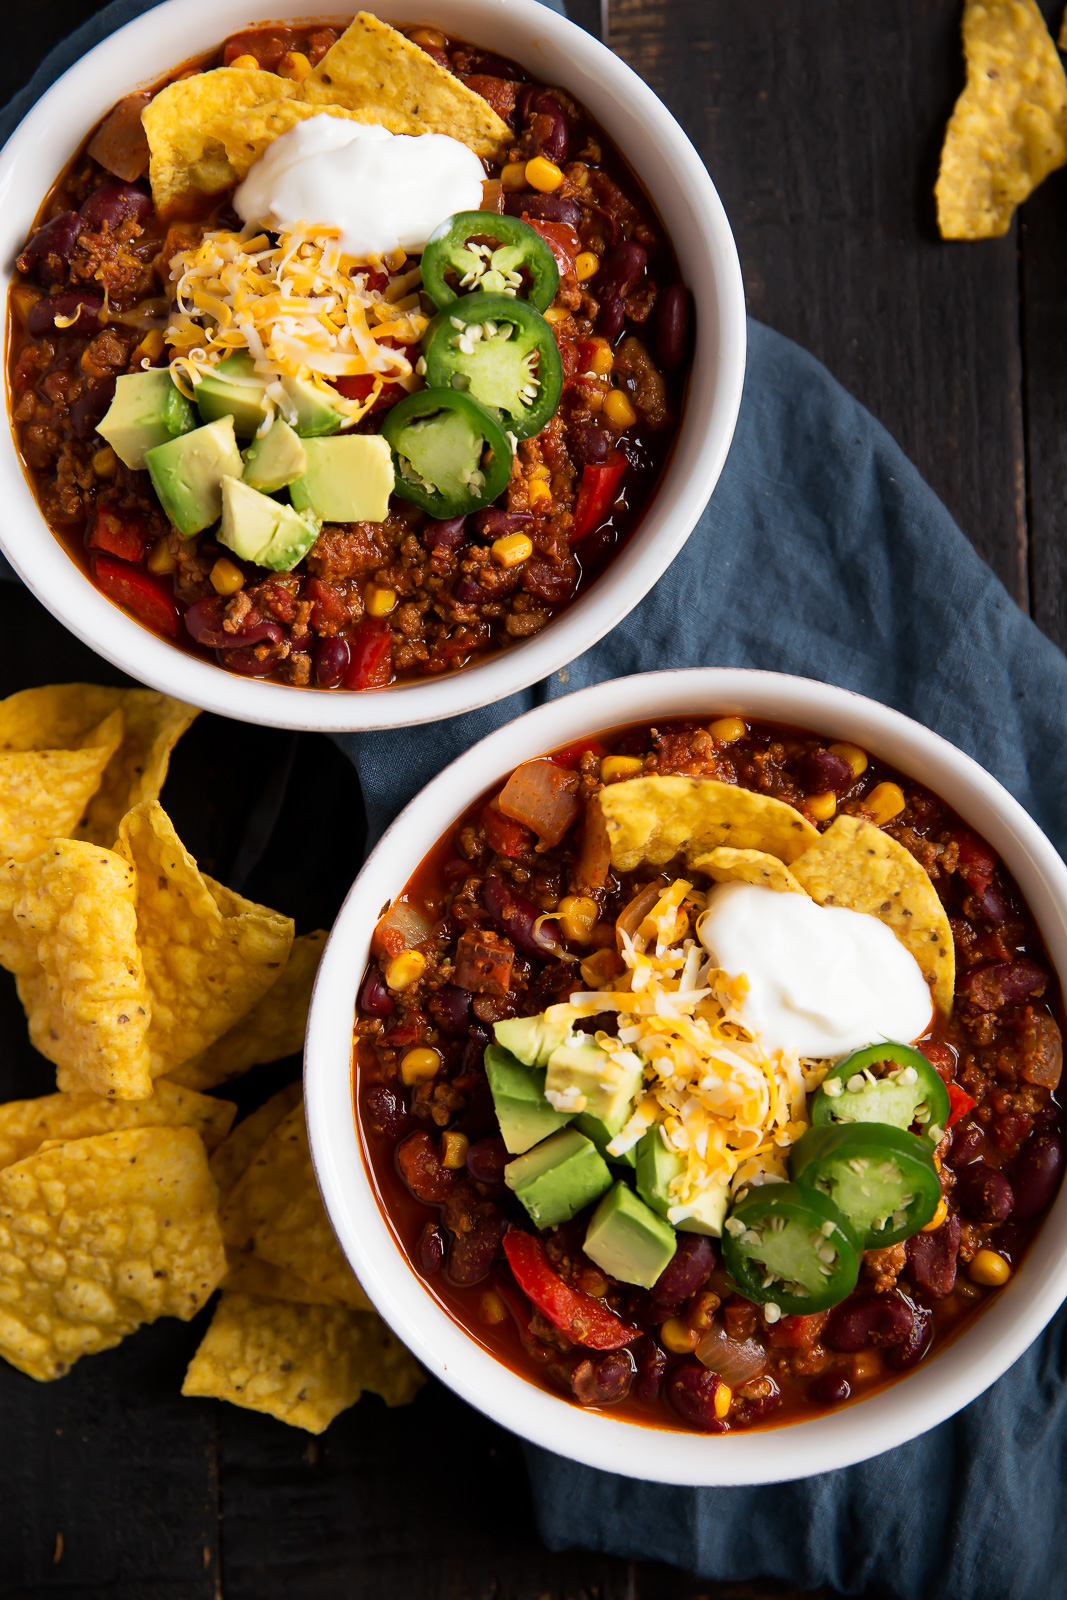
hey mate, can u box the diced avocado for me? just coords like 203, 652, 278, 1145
96, 368, 196, 470
494, 1009, 576, 1069
545, 1038, 643, 1135
218, 475, 282, 562
257, 503, 321, 573
279, 374, 345, 437
145, 417, 243, 538
194, 353, 270, 438
672, 1179, 730, 1238
635, 1126, 686, 1220
575, 1111, 637, 1169
242, 418, 307, 493
289, 435, 394, 522
485, 1044, 573, 1155
583, 1180, 677, 1289
504, 1127, 612, 1230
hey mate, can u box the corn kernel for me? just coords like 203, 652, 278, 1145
575, 251, 599, 281
829, 741, 868, 780
922, 1196, 949, 1232
401, 1047, 441, 1087
600, 754, 644, 782
807, 790, 837, 823
709, 716, 747, 743
91, 446, 117, 479
713, 1380, 733, 1420
491, 532, 534, 567
580, 947, 619, 988
147, 539, 176, 575
585, 339, 614, 377
133, 328, 165, 366
210, 557, 245, 596
602, 389, 638, 430
866, 781, 906, 826
851, 1350, 882, 1382
969, 1248, 1011, 1287
501, 161, 528, 192
527, 478, 552, 507
660, 1317, 699, 1354
385, 950, 425, 991
409, 25, 447, 47
278, 49, 311, 81
479, 1288, 508, 1325
10, 285, 41, 326
365, 584, 397, 617
440, 1129, 469, 1167
229, 53, 261, 69
558, 895, 599, 944
543, 306, 569, 325
525, 155, 564, 192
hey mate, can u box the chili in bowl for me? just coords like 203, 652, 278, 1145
305, 669, 1067, 1485
0, 0, 745, 732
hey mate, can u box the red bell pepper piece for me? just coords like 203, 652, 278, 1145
919, 1042, 957, 1084
343, 618, 392, 690
950, 830, 997, 896
946, 1083, 977, 1127
550, 738, 607, 770
502, 1230, 638, 1351
570, 452, 627, 543
481, 801, 532, 858
333, 373, 407, 411
87, 506, 148, 564
766, 1311, 829, 1349
523, 217, 581, 274
92, 555, 179, 638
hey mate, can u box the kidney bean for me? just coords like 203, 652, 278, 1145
447, 1208, 508, 1286
361, 1083, 409, 1141
973, 881, 1009, 924
503, 192, 583, 232
422, 515, 469, 553
596, 241, 648, 340
17, 211, 84, 282
905, 1213, 961, 1299
960, 959, 1047, 1012
571, 1349, 634, 1406
359, 968, 395, 1018
80, 180, 152, 230
571, 421, 613, 467
947, 1120, 984, 1169
523, 557, 579, 604
27, 291, 104, 338
650, 1234, 715, 1306
428, 984, 473, 1036
466, 1135, 509, 1186
991, 1111, 1033, 1154
732, 1377, 782, 1426
797, 749, 854, 798
453, 1074, 497, 1143
313, 635, 350, 688
531, 96, 569, 163
71, 377, 116, 440
517, 83, 541, 122
461, 49, 521, 79
666, 1361, 729, 1432
1018, 1012, 1063, 1090
216, 201, 243, 231
884, 1304, 933, 1371
631, 1336, 667, 1403
455, 577, 490, 605
810, 1372, 851, 1405
1011, 1133, 1064, 1220
954, 1162, 1014, 1223
656, 284, 692, 372
219, 645, 278, 677
471, 509, 532, 539
418, 1222, 445, 1276
481, 874, 565, 959
397, 1130, 456, 1203
185, 596, 283, 650
825, 1290, 915, 1352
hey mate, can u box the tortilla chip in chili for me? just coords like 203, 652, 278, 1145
690, 846, 806, 895
599, 776, 819, 874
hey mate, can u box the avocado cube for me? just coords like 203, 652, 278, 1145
484, 1044, 573, 1155
545, 1038, 643, 1132
219, 475, 282, 562
242, 418, 307, 494
194, 353, 270, 438
635, 1126, 686, 1219
494, 1009, 575, 1069
257, 504, 321, 573
145, 417, 243, 537
96, 368, 196, 470
504, 1127, 612, 1230
289, 435, 394, 523
575, 1111, 637, 1169
583, 1181, 677, 1289
672, 1178, 730, 1238
280, 373, 345, 437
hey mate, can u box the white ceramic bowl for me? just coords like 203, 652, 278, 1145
0, 2, 745, 732
305, 667, 1067, 1485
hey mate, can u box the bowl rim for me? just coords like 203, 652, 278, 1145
305, 666, 1067, 1485
0, 0, 746, 733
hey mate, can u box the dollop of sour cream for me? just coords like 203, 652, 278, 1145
698, 881, 933, 1058
233, 115, 486, 259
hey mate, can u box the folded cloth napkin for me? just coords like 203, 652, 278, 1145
6, 11, 1067, 1597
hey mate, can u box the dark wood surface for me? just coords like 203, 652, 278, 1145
3, 2, 1065, 1595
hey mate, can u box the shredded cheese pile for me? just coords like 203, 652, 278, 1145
165, 223, 430, 428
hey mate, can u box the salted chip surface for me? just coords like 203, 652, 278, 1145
0, 841, 152, 1099
690, 846, 806, 895
118, 803, 293, 1080
0, 707, 123, 862
182, 1293, 423, 1433
0, 1126, 226, 1381
209, 1082, 302, 1198
0, 1079, 235, 1169
599, 777, 819, 874
790, 815, 955, 1016
936, 0, 1067, 239
142, 67, 299, 211
172, 930, 327, 1092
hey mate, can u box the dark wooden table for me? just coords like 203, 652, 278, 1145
3, 3, 1065, 1595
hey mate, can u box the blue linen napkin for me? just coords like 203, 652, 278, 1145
6, 11, 1067, 1597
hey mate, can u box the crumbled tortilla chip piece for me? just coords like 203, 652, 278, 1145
599, 776, 819, 874
301, 12, 510, 157
936, 0, 1067, 239
0, 1126, 225, 1381
182, 1293, 423, 1432
142, 67, 299, 211
209, 1082, 302, 1198
0, 840, 152, 1099
172, 931, 327, 1091
221, 1252, 369, 1310
690, 846, 806, 894
220, 1102, 368, 1310
117, 803, 293, 1080
0, 707, 123, 861
790, 815, 955, 1016
0, 1078, 235, 1168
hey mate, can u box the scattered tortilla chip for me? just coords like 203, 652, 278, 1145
221, 1253, 353, 1308
599, 777, 819, 874
0, 706, 123, 861
0, 1078, 235, 1169
171, 931, 327, 1091
182, 1293, 423, 1433
790, 815, 955, 1016
0, 840, 153, 1099
691, 847, 806, 894
936, 0, 1067, 239
0, 1127, 225, 1381
117, 803, 293, 1080
142, 67, 299, 211
302, 12, 510, 157
209, 1082, 302, 1198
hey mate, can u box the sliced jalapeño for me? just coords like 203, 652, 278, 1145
789, 1123, 942, 1250
421, 211, 560, 313
720, 1182, 860, 1315
811, 1042, 950, 1145
422, 291, 564, 441
381, 387, 513, 518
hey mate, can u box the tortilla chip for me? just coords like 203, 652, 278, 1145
0, 840, 153, 1099
221, 1253, 359, 1309
790, 815, 955, 1016
209, 1082, 302, 1198
221, 99, 365, 174
0, 1126, 225, 1380
302, 12, 510, 157
117, 803, 293, 1080
599, 777, 819, 874
182, 1293, 423, 1432
142, 67, 299, 211
936, 0, 1067, 239
0, 1078, 235, 1169
171, 931, 327, 1091
0, 707, 123, 861
691, 846, 806, 894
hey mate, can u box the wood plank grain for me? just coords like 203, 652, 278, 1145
1020, 164, 1067, 652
